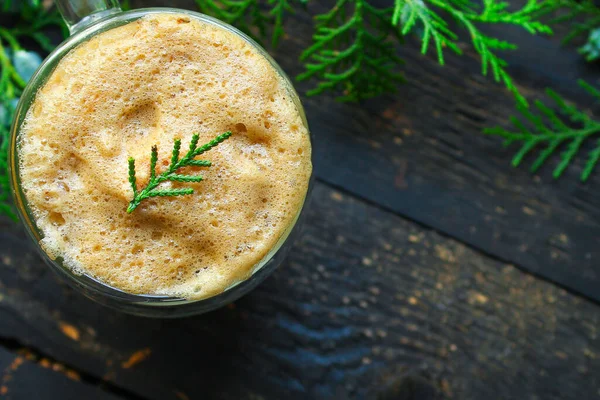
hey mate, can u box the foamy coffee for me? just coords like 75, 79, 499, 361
18, 13, 312, 299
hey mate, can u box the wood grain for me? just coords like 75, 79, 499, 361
267, 4, 600, 302
1, 182, 599, 399
130, 0, 600, 301
0, 346, 125, 400
1, 1, 599, 398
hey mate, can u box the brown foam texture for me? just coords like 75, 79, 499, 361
18, 13, 312, 300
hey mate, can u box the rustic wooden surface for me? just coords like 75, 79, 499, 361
278, 9, 600, 302
2, 183, 600, 400
1, 0, 600, 399
0, 347, 126, 400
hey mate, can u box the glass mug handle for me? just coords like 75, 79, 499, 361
55, 0, 122, 34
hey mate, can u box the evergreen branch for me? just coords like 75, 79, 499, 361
0, 122, 16, 221
392, 0, 462, 65
195, 0, 268, 42
166, 174, 205, 182
548, 0, 600, 41
269, 0, 294, 47
547, 0, 600, 62
474, 0, 554, 34
583, 139, 600, 181
394, 0, 553, 106
298, 0, 405, 102
171, 139, 181, 165
484, 80, 600, 181
149, 145, 158, 181
147, 188, 195, 197
188, 160, 212, 167
126, 132, 232, 213
195, 0, 295, 47
128, 157, 137, 197
0, 1, 66, 221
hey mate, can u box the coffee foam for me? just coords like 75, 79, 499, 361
18, 13, 312, 299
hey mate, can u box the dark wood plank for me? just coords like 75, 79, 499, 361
0, 346, 126, 400
129, 0, 600, 301
1, 182, 599, 400
265, 3, 600, 301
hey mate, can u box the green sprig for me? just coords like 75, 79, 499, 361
269, 0, 294, 47
548, 0, 600, 42
484, 80, 600, 181
393, 0, 553, 107
0, 122, 16, 221
195, 0, 294, 46
542, 0, 600, 62
393, 0, 462, 65
126, 132, 232, 213
0, 1, 66, 221
298, 0, 405, 102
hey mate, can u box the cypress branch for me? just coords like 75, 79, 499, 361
126, 131, 232, 213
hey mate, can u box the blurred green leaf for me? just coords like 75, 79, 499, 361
0, 1, 66, 221
13, 50, 42, 81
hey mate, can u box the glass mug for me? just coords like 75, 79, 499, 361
9, 0, 312, 317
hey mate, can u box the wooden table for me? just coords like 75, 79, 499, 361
1, 1, 600, 399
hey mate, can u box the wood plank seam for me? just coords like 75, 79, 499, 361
315, 176, 600, 305
0, 181, 599, 399
0, 335, 149, 400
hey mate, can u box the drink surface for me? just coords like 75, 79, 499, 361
18, 13, 312, 299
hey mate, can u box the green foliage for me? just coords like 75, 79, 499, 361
555, 0, 600, 62
1, 0, 599, 193
0, 115, 15, 221
394, 0, 553, 107
484, 80, 600, 181
298, 0, 405, 102
549, 0, 600, 42
127, 132, 232, 213
0, 1, 66, 220
579, 27, 600, 61
195, 0, 294, 47
269, 0, 295, 47
393, 0, 462, 65
547, 0, 600, 62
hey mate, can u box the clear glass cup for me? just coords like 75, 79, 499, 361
8, 1, 312, 317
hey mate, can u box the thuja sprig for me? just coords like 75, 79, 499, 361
394, 0, 553, 107
549, 0, 600, 43
126, 131, 232, 213
546, 0, 600, 62
298, 0, 405, 102
196, 0, 269, 42
0, 1, 66, 221
484, 80, 600, 181
0, 122, 16, 221
195, 0, 295, 47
